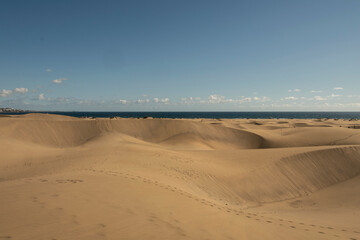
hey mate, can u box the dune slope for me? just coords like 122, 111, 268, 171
0, 114, 360, 240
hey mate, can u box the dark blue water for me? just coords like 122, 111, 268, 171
1, 112, 360, 119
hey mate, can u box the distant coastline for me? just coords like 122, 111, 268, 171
0, 107, 27, 113
1, 111, 360, 119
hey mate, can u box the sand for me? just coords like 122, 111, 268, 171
0, 113, 360, 240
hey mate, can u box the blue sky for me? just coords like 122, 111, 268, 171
1, 0, 360, 111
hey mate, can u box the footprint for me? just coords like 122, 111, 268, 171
72, 220, 80, 225
97, 233, 106, 238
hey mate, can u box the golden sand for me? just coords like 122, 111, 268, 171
0, 114, 359, 239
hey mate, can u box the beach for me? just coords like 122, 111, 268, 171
0, 113, 359, 240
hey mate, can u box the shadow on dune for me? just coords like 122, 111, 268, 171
222, 146, 360, 204
0, 116, 265, 150
2, 114, 360, 151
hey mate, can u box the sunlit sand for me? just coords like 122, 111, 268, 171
1, 113, 359, 239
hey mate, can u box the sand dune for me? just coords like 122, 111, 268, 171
0, 114, 360, 240
262, 127, 360, 148
226, 147, 360, 203
0, 116, 265, 149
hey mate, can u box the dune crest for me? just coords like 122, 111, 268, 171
226, 146, 360, 203
0, 117, 265, 149
1, 114, 360, 240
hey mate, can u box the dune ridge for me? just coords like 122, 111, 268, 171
3, 116, 360, 150
0, 117, 265, 149
1, 114, 360, 240
226, 146, 360, 203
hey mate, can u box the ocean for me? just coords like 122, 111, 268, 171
1, 111, 360, 119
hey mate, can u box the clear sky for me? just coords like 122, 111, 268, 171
1, 0, 360, 111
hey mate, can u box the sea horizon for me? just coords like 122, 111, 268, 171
2, 111, 360, 119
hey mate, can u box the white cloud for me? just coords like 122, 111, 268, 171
253, 96, 270, 102
314, 96, 326, 101
14, 88, 28, 94
181, 97, 197, 104
282, 96, 298, 100
334, 87, 343, 90
240, 97, 252, 103
0, 89, 13, 97
311, 90, 322, 93
179, 95, 269, 105
160, 98, 170, 104
136, 99, 146, 104
0, 88, 28, 97
288, 89, 301, 92
183, 95, 259, 104
329, 94, 341, 98
346, 102, 360, 107
45, 69, 52, 72
77, 100, 90, 105
208, 94, 225, 104
114, 97, 171, 105
135, 99, 149, 104
38, 93, 45, 100
53, 78, 67, 84
205, 95, 261, 104
153, 98, 170, 104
